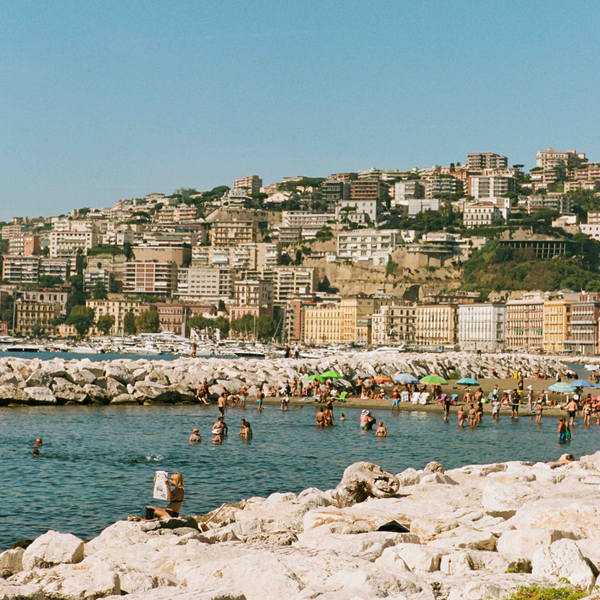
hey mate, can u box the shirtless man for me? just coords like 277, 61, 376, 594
558, 417, 568, 442
238, 386, 247, 408
211, 416, 228, 444
217, 393, 228, 416
281, 395, 290, 411
355, 377, 363, 398
316, 408, 326, 427
189, 428, 202, 443
566, 398, 578, 427
457, 406, 466, 428
238, 419, 252, 439
375, 421, 387, 437
256, 389, 264, 411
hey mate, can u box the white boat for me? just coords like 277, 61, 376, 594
0, 344, 47, 353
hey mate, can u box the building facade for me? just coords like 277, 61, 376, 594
124, 262, 178, 297
337, 229, 401, 265
177, 267, 232, 299
415, 304, 458, 347
505, 293, 545, 351
371, 304, 416, 345
542, 298, 573, 353
87, 297, 142, 335
303, 303, 342, 345
458, 303, 506, 352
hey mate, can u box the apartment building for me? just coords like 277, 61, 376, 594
8, 234, 41, 256
84, 269, 113, 293
303, 302, 342, 344
124, 262, 178, 297
339, 297, 381, 344
15, 299, 62, 336
415, 304, 458, 347
458, 303, 506, 352
336, 198, 383, 224
132, 245, 191, 266
86, 297, 142, 335
394, 181, 424, 206
156, 205, 197, 223
371, 304, 416, 345
536, 148, 585, 169
505, 293, 545, 351
49, 229, 97, 257
271, 267, 317, 305
177, 267, 232, 299
407, 198, 439, 216
234, 175, 262, 193
542, 298, 573, 353
2, 256, 42, 284
337, 229, 402, 265
566, 292, 600, 356
230, 279, 274, 320
284, 298, 315, 343
139, 303, 191, 336
1, 224, 23, 240
467, 152, 508, 170
573, 164, 600, 181
519, 195, 572, 215
463, 202, 503, 228
423, 177, 463, 199
320, 180, 351, 204
207, 209, 263, 247
350, 179, 386, 200
468, 176, 515, 199
281, 212, 332, 229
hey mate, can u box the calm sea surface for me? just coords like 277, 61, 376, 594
2, 402, 600, 550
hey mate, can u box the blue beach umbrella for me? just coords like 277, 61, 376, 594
456, 378, 480, 386
549, 383, 575, 393
393, 373, 420, 384
571, 379, 593, 388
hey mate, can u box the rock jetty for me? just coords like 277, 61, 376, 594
3, 454, 600, 599
0, 352, 570, 406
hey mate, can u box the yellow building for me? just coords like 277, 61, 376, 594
543, 298, 572, 353
303, 303, 342, 345
415, 304, 458, 347
339, 297, 381, 343
86, 295, 142, 336
15, 300, 62, 337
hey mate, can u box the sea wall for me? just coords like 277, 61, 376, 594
2, 453, 600, 599
0, 352, 571, 406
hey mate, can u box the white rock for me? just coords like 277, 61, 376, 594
0, 547, 24, 576
440, 551, 473, 575
376, 543, 442, 573
23, 530, 84, 570
532, 538, 596, 590
24, 386, 57, 404
420, 473, 459, 486
497, 528, 575, 559
41, 562, 120, 600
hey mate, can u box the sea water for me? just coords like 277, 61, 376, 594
2, 403, 599, 550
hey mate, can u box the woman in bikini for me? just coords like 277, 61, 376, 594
146, 472, 184, 520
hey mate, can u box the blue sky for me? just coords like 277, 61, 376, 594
1, 1, 599, 220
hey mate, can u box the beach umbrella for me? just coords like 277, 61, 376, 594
320, 370, 343, 379
374, 376, 393, 384
420, 375, 448, 385
456, 378, 480, 386
393, 373, 419, 384
307, 374, 324, 382
549, 383, 575, 393
571, 379, 593, 388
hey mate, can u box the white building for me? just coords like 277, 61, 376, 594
176, 267, 232, 299
463, 202, 503, 228
335, 199, 382, 224
124, 262, 178, 297
49, 230, 97, 257
469, 176, 515, 199
271, 267, 317, 305
580, 224, 600, 241
458, 303, 506, 352
337, 229, 403, 265
407, 198, 440, 216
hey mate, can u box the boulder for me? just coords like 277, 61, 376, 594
440, 551, 474, 575
396, 467, 422, 486
0, 384, 28, 405
24, 386, 57, 404
41, 360, 67, 378
25, 369, 52, 387
104, 364, 135, 385
22, 530, 84, 570
0, 547, 24, 577
497, 528, 576, 559
532, 538, 597, 590
69, 369, 97, 387
134, 381, 181, 403
41, 562, 121, 600
110, 393, 139, 405
0, 581, 45, 600
104, 588, 246, 599
52, 378, 89, 404
331, 461, 400, 508
83, 383, 111, 405
105, 377, 127, 396
376, 543, 442, 572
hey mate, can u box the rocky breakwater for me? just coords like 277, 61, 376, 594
3, 455, 600, 599
0, 351, 570, 407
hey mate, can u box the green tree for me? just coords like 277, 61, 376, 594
123, 311, 137, 335
66, 274, 87, 316
31, 323, 44, 338
92, 281, 108, 300
214, 316, 230, 338
256, 315, 277, 341
188, 315, 215, 336
96, 314, 115, 336
66, 306, 95, 338
135, 310, 160, 333
38, 275, 63, 287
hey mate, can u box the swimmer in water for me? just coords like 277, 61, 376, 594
211, 415, 227, 444
34, 438, 43, 447
316, 408, 325, 427
189, 428, 202, 443
457, 405, 466, 428
33, 448, 40, 457
468, 404, 477, 428
239, 419, 252, 439
375, 421, 387, 437
340, 413, 346, 422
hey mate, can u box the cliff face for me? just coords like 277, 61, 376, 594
3, 454, 600, 599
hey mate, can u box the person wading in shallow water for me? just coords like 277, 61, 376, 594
146, 472, 184, 520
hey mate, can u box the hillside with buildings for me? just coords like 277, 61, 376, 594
2, 149, 600, 353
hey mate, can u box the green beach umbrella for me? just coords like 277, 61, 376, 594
420, 375, 448, 385
321, 370, 343, 379
307, 374, 324, 382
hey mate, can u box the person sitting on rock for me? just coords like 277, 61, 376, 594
146, 472, 184, 520
547, 453, 575, 468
